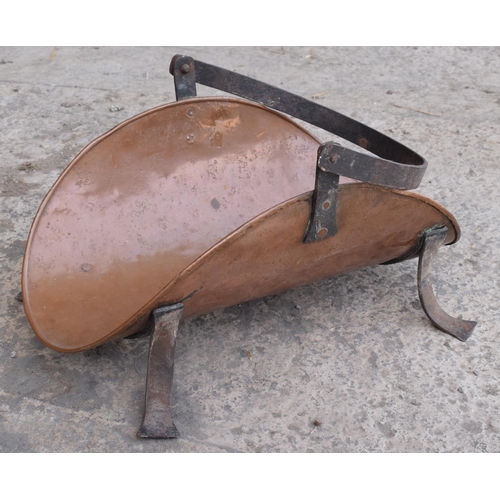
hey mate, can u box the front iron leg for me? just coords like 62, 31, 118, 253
137, 303, 184, 438
418, 225, 476, 341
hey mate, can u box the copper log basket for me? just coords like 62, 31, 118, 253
21, 55, 476, 438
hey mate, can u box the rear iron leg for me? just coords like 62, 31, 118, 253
418, 225, 476, 341
137, 303, 184, 438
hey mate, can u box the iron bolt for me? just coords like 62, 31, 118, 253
329, 154, 339, 164
180, 64, 191, 74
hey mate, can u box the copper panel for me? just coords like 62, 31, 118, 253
119, 186, 458, 343
157, 184, 459, 319
26, 174, 458, 352
23, 98, 326, 351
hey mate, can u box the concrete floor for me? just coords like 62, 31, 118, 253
0, 46, 499, 452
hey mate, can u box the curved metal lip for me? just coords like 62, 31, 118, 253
24, 182, 460, 353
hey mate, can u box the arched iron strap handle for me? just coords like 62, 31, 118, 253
170, 55, 428, 241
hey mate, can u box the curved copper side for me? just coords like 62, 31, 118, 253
22, 98, 328, 351
25, 178, 461, 353
156, 186, 459, 318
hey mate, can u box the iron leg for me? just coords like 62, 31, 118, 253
418, 225, 476, 341
137, 303, 184, 438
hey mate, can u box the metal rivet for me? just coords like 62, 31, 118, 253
329, 154, 339, 164
81, 263, 92, 272
323, 201, 331, 210
359, 137, 369, 149
186, 134, 195, 144
180, 63, 191, 74
186, 107, 195, 117
317, 228, 328, 238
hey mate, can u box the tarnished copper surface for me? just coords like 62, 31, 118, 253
26, 183, 459, 352
23, 98, 326, 351
155, 185, 459, 319
115, 186, 459, 347
22, 96, 461, 353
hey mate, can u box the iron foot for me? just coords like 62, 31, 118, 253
137, 303, 184, 439
418, 225, 476, 342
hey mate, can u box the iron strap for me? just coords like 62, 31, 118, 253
176, 56, 428, 190
170, 55, 429, 242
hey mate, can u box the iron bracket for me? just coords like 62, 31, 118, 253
303, 155, 340, 242
170, 55, 197, 101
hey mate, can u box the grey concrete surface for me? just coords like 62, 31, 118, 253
0, 46, 499, 452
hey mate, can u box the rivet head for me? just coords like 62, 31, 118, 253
323, 201, 331, 210
329, 154, 339, 164
81, 263, 92, 272
180, 63, 191, 74
186, 134, 195, 144
317, 228, 328, 238
186, 107, 195, 117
